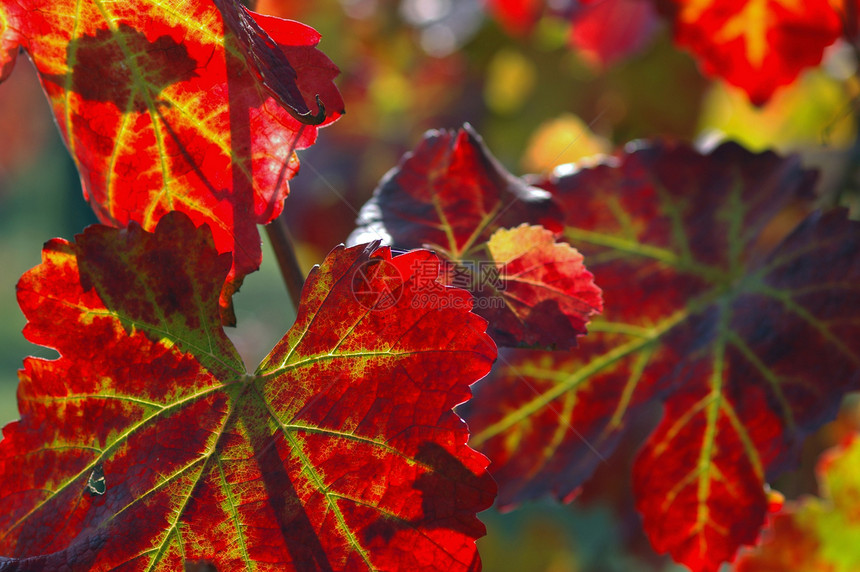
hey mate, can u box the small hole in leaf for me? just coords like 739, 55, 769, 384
86, 463, 106, 497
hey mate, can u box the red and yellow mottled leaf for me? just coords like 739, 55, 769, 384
461, 342, 666, 507
461, 141, 860, 571
736, 435, 860, 571
0, 212, 496, 570
350, 125, 602, 349
0, 1, 21, 81
478, 224, 602, 349
663, 0, 844, 105
1, 0, 343, 322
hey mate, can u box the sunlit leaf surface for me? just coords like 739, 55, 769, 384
0, 212, 497, 570
350, 125, 601, 349
462, 141, 860, 571
0, 0, 344, 321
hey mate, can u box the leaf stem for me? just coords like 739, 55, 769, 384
266, 214, 305, 311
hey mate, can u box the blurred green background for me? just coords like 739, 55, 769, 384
1, 1, 858, 570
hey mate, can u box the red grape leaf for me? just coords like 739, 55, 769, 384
478, 224, 603, 349
1, 212, 497, 570
214, 0, 325, 124
634, 207, 860, 571
461, 141, 860, 571
662, 0, 843, 105
349, 124, 562, 258
1, 0, 344, 323
736, 434, 860, 572
349, 125, 602, 350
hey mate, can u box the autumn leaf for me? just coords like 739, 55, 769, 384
632, 205, 860, 571
736, 435, 860, 572
0, 0, 344, 322
0, 2, 20, 81
215, 0, 326, 124
488, 0, 845, 89
460, 344, 629, 507
477, 224, 603, 349
460, 140, 860, 571
350, 124, 562, 257
1, 212, 497, 570
661, 0, 844, 105
350, 125, 601, 349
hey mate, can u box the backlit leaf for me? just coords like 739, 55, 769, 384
662, 0, 844, 105
481, 224, 602, 349
0, 212, 497, 570
350, 124, 562, 257
633, 206, 860, 571
350, 125, 602, 350
214, 0, 326, 124
0, 0, 344, 322
461, 343, 654, 507
461, 141, 860, 570
0, 2, 20, 81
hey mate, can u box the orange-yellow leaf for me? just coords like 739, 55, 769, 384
665, 0, 843, 105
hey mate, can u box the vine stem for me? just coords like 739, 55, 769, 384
266, 214, 305, 311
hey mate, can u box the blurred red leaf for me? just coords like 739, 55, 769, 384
569, 0, 661, 67
462, 141, 860, 571
350, 125, 602, 349
0, 0, 343, 322
486, 0, 544, 35
1, 212, 496, 570
661, 0, 844, 105
486, 0, 660, 66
